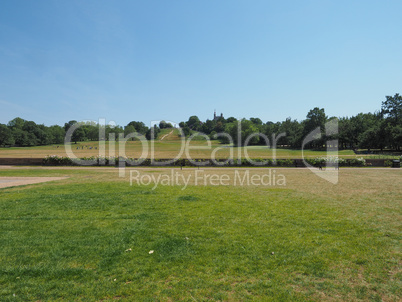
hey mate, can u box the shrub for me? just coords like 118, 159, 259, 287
43, 155, 74, 166
349, 157, 366, 167
42, 156, 369, 167
276, 159, 294, 167
304, 156, 365, 167
384, 160, 392, 167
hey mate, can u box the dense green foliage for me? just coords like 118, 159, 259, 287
42, 155, 372, 167
1, 94, 401, 150
179, 94, 402, 150
0, 119, 161, 147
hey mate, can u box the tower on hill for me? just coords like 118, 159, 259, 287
214, 110, 223, 121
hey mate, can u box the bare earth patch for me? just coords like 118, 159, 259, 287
0, 177, 68, 189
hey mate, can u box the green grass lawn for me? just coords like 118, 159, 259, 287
0, 139, 356, 159
0, 168, 400, 301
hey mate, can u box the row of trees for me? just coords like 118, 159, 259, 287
178, 94, 401, 150
1, 94, 401, 150
0, 118, 66, 147
0, 119, 162, 147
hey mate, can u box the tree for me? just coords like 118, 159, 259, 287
303, 107, 327, 149
382, 93, 402, 125
305, 108, 326, 132
103, 125, 123, 141
64, 120, 78, 132
181, 126, 191, 137
72, 127, 86, 144
338, 117, 353, 149
391, 125, 402, 150
37, 128, 52, 145
186, 116, 201, 131
49, 125, 65, 144
0, 124, 15, 146
12, 128, 29, 146
127, 121, 148, 134
86, 125, 99, 141
22, 121, 41, 146
358, 113, 381, 147
279, 118, 302, 148
124, 125, 136, 138
250, 117, 263, 126
214, 121, 224, 133
226, 117, 237, 124
146, 125, 160, 140
159, 120, 173, 129
381, 94, 402, 150
226, 119, 259, 146
262, 121, 280, 146
7, 117, 25, 130
201, 119, 215, 134
209, 130, 217, 140
359, 127, 379, 149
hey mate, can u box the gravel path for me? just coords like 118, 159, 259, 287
0, 177, 68, 189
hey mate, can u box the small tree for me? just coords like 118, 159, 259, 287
124, 125, 136, 140
72, 127, 86, 144
146, 125, 160, 140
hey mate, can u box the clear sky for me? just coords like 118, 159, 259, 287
0, 0, 401, 127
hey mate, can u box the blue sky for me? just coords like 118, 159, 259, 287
0, 0, 401, 127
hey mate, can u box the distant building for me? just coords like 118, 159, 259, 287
213, 110, 223, 121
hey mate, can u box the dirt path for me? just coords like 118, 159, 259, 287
160, 129, 174, 140
0, 177, 68, 189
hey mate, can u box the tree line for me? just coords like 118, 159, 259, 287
179, 94, 401, 151
0, 94, 400, 150
0, 118, 175, 147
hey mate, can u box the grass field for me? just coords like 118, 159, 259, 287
0, 130, 358, 159
0, 167, 400, 301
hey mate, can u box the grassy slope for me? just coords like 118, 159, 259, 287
0, 168, 400, 301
